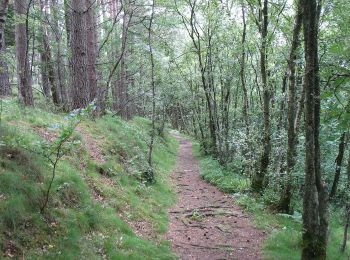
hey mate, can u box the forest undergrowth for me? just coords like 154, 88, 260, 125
0, 98, 179, 259
192, 142, 350, 260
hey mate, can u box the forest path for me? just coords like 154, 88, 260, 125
166, 134, 265, 260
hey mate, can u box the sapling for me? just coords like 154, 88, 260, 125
39, 104, 95, 213
0, 98, 3, 127
342, 152, 350, 252
145, 0, 156, 184
40, 120, 78, 213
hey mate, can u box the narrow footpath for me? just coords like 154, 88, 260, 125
167, 135, 265, 260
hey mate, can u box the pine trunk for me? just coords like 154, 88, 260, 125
52, 0, 68, 107
86, 0, 98, 102
71, 0, 89, 109
14, 0, 34, 106
0, 0, 11, 96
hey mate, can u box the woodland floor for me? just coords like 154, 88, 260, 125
166, 134, 265, 260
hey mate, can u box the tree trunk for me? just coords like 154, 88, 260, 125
329, 132, 347, 199
86, 0, 98, 102
52, 0, 68, 107
70, 0, 89, 109
113, 1, 131, 119
344, 149, 350, 252
40, 0, 61, 104
294, 69, 305, 132
0, 0, 11, 96
252, 0, 269, 192
240, 3, 252, 174
14, 0, 33, 106
147, 0, 155, 181
301, 0, 328, 258
64, 0, 71, 48
278, 1, 303, 213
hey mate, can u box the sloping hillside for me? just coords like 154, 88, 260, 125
0, 99, 178, 259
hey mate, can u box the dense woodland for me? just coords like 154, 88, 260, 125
0, 0, 350, 259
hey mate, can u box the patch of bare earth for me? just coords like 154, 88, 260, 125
166, 136, 265, 260
34, 126, 58, 142
121, 217, 156, 241
76, 126, 106, 164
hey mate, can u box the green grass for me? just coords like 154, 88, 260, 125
193, 141, 350, 260
192, 143, 250, 193
0, 98, 179, 259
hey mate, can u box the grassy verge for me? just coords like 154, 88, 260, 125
0, 99, 178, 259
192, 142, 350, 260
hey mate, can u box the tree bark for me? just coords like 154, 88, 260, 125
147, 0, 156, 177
86, 0, 98, 102
252, 0, 270, 192
70, 0, 89, 109
52, 0, 68, 107
329, 132, 347, 199
0, 0, 11, 96
278, 1, 303, 213
344, 148, 350, 252
39, 0, 60, 104
14, 0, 34, 106
115, 2, 131, 119
240, 3, 252, 174
301, 0, 328, 258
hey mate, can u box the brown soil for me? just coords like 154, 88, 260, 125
34, 126, 58, 142
76, 126, 106, 164
166, 135, 265, 260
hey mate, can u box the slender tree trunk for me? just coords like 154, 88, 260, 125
329, 132, 347, 199
240, 3, 252, 174
0, 0, 11, 96
94, 0, 110, 115
341, 207, 350, 253
86, 0, 98, 102
301, 0, 328, 258
52, 0, 68, 107
70, 0, 89, 109
294, 70, 305, 132
252, 0, 269, 192
278, 1, 303, 213
39, 0, 50, 98
343, 148, 350, 252
340, 149, 350, 252
40, 0, 61, 104
117, 4, 129, 119
147, 0, 156, 172
177, 1, 217, 156
14, 0, 34, 106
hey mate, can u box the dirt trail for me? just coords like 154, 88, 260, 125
167, 135, 265, 260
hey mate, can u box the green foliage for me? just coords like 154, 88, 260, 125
194, 141, 350, 259
193, 143, 250, 193
0, 100, 178, 258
